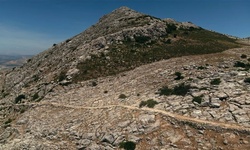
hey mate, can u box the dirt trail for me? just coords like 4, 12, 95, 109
24, 101, 250, 133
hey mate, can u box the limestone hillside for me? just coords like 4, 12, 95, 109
1, 6, 250, 150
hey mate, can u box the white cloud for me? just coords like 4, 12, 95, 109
0, 24, 62, 55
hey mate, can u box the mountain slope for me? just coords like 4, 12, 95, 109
1, 47, 250, 149
0, 7, 239, 101
1, 6, 249, 149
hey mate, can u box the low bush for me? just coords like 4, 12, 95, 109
192, 96, 203, 104
58, 71, 67, 82
234, 61, 250, 70
119, 141, 136, 150
119, 94, 127, 99
139, 99, 158, 108
244, 77, 250, 83
210, 78, 221, 85
158, 83, 191, 96
166, 24, 177, 33
172, 83, 191, 96
158, 86, 173, 96
32, 93, 39, 101
92, 81, 97, 87
174, 72, 184, 80
197, 66, 207, 70
134, 35, 150, 43
4, 118, 12, 124
4, 118, 12, 128
241, 54, 247, 59
15, 94, 25, 103
165, 39, 171, 44
234, 61, 246, 68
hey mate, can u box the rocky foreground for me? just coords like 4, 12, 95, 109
1, 47, 250, 149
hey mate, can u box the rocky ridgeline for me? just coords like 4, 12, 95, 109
0, 6, 203, 105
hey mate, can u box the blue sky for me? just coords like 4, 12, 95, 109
0, 0, 249, 55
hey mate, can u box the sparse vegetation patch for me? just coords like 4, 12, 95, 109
119, 141, 136, 150
172, 83, 191, 96
197, 66, 207, 70
174, 72, 184, 80
244, 78, 250, 83
119, 94, 127, 99
15, 94, 25, 103
210, 78, 221, 85
158, 83, 191, 96
234, 61, 250, 70
241, 54, 247, 59
32, 93, 39, 101
58, 71, 67, 82
192, 96, 203, 104
158, 86, 173, 96
139, 99, 159, 108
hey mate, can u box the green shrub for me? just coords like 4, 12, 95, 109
234, 61, 250, 70
165, 39, 171, 44
158, 86, 173, 96
158, 83, 191, 96
139, 99, 158, 108
244, 78, 250, 83
33, 75, 39, 81
197, 66, 206, 70
139, 101, 147, 108
172, 83, 191, 96
166, 24, 177, 33
65, 39, 71, 43
234, 61, 245, 67
241, 54, 247, 59
3, 118, 12, 128
15, 94, 25, 103
20, 108, 26, 113
192, 96, 203, 104
2, 93, 9, 98
234, 61, 249, 68
119, 94, 127, 99
92, 81, 97, 87
4, 118, 12, 124
119, 141, 136, 150
134, 35, 150, 43
32, 93, 39, 101
58, 71, 67, 82
174, 72, 184, 80
210, 78, 221, 85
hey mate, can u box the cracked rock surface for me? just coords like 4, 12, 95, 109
1, 47, 250, 149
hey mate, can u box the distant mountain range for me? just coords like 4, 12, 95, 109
0, 55, 32, 68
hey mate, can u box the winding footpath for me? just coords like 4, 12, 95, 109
15, 101, 250, 134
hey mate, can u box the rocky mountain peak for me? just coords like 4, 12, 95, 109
96, 6, 144, 30
99, 6, 142, 23
112, 6, 137, 14
1, 7, 248, 149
